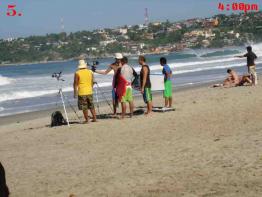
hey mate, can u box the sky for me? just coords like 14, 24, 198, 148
0, 0, 261, 38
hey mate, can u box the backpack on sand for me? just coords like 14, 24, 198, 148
131, 68, 140, 90
51, 111, 66, 127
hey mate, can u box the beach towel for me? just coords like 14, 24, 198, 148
115, 75, 129, 102
152, 107, 176, 112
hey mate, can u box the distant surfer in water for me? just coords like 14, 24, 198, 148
95, 53, 123, 116
139, 56, 153, 115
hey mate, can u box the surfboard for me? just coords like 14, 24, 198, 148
152, 107, 176, 112
150, 74, 164, 91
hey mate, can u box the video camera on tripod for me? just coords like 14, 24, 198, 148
52, 71, 64, 81
51, 71, 81, 127
91, 61, 99, 72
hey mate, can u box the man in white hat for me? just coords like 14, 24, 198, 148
74, 60, 96, 123
94, 53, 123, 116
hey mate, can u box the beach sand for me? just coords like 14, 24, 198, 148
1, 83, 262, 197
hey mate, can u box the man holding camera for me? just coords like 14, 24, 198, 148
74, 60, 97, 123
93, 53, 123, 116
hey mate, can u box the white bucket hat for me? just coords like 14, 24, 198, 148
115, 53, 123, 59
78, 60, 87, 69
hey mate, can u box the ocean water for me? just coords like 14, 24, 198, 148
0, 44, 262, 117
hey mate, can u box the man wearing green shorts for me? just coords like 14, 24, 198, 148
160, 57, 173, 108
118, 56, 137, 119
139, 56, 153, 115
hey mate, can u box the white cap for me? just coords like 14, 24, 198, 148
78, 60, 87, 69
115, 53, 123, 59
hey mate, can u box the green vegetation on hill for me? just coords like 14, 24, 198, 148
0, 11, 262, 64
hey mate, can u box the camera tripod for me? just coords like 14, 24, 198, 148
58, 88, 70, 127
53, 72, 80, 127
93, 82, 114, 116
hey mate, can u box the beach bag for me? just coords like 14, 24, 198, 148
51, 111, 66, 127
131, 68, 140, 90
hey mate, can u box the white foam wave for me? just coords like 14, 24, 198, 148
0, 82, 113, 103
148, 57, 243, 71
174, 60, 262, 75
94, 82, 112, 87
0, 75, 14, 86
0, 90, 59, 103
0, 107, 4, 112
249, 43, 262, 53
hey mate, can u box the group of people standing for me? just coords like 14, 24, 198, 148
72, 45, 259, 122
73, 53, 173, 123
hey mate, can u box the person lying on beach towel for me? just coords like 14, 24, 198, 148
213, 69, 252, 88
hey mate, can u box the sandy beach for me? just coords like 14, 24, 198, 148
1, 83, 262, 197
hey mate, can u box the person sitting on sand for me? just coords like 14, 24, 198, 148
238, 74, 253, 86
0, 162, 9, 197
224, 69, 240, 87
213, 69, 252, 88
74, 60, 97, 123
139, 56, 153, 115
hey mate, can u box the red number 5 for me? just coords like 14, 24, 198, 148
7, 5, 17, 16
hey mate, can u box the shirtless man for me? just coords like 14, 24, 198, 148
94, 53, 123, 116
223, 69, 240, 87
213, 69, 252, 87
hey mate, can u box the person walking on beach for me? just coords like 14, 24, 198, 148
0, 162, 9, 197
74, 60, 97, 123
139, 56, 153, 115
94, 53, 123, 116
236, 46, 258, 85
160, 57, 173, 108
115, 56, 137, 119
